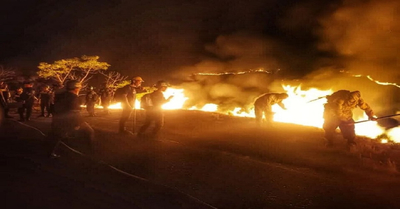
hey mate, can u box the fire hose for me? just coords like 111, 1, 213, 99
353, 113, 400, 124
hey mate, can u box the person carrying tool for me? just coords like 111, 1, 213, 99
253, 93, 288, 126
323, 90, 377, 147
116, 76, 146, 135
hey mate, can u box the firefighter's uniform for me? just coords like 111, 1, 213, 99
254, 93, 288, 125
323, 90, 375, 146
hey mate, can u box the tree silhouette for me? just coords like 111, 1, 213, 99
0, 65, 16, 82
99, 71, 129, 89
37, 55, 110, 86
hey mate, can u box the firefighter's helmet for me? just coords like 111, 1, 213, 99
66, 80, 82, 90
132, 76, 144, 82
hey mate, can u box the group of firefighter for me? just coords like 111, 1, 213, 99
0, 80, 110, 121
0, 80, 58, 121
46, 77, 173, 158
0, 77, 173, 158
255, 90, 377, 148
1, 77, 379, 158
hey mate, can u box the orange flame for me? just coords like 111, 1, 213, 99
96, 85, 399, 143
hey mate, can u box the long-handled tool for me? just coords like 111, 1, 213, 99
306, 96, 328, 103
132, 107, 137, 133
353, 113, 400, 124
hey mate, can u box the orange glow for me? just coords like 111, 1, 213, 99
93, 86, 399, 143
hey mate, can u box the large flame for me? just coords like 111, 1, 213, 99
96, 85, 399, 143
273, 85, 331, 128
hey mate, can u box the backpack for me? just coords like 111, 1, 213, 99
140, 93, 153, 109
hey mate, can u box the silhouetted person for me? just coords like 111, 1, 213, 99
18, 81, 37, 121
37, 85, 51, 117
48, 80, 94, 158
0, 82, 13, 118
117, 76, 146, 135
99, 84, 113, 115
138, 80, 173, 138
85, 86, 98, 117
48, 84, 62, 117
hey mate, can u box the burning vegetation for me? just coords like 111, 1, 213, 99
97, 69, 400, 144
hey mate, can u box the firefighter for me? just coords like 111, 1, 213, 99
48, 80, 94, 158
18, 81, 37, 121
137, 80, 173, 138
14, 87, 24, 109
85, 86, 98, 117
0, 82, 13, 118
99, 83, 113, 115
118, 76, 146, 135
48, 84, 60, 117
37, 85, 51, 117
323, 90, 377, 147
254, 93, 288, 126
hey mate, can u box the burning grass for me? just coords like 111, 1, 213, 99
92, 83, 400, 144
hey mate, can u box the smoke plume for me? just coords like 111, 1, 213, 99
317, 0, 400, 83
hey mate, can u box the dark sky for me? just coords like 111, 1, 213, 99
1, 0, 399, 84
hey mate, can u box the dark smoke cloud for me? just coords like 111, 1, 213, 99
316, 0, 400, 83
291, 0, 400, 116
174, 32, 282, 78
4, 0, 398, 114
1, 0, 330, 83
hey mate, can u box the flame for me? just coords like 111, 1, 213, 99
352, 74, 400, 88
387, 127, 400, 143
107, 102, 122, 109
193, 68, 273, 76
162, 88, 188, 110
272, 85, 332, 128
94, 86, 400, 143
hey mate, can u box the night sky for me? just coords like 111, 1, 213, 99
1, 0, 399, 84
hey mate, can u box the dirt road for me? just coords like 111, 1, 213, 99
2, 109, 400, 209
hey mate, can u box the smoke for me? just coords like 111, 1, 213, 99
173, 32, 282, 78
4, 0, 399, 114
316, 0, 400, 83
171, 32, 290, 111
178, 72, 278, 112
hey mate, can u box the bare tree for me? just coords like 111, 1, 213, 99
0, 65, 16, 82
75, 55, 110, 85
99, 71, 129, 89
